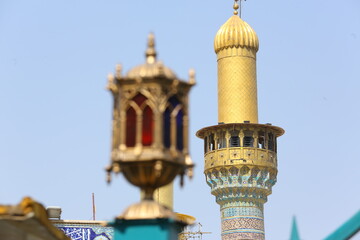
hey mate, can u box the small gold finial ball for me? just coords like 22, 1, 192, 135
234, 10, 238, 15
233, 3, 239, 10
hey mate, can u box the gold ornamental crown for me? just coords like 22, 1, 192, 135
214, 15, 259, 54
126, 33, 177, 79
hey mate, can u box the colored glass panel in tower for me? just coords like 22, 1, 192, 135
142, 105, 154, 146
163, 107, 171, 149
126, 107, 136, 147
133, 93, 147, 106
176, 109, 184, 151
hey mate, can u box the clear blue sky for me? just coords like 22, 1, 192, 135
1, 1, 359, 239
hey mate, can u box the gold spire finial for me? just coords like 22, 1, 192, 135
145, 33, 157, 64
188, 68, 196, 85
106, 73, 118, 95
115, 64, 122, 79
233, 0, 239, 15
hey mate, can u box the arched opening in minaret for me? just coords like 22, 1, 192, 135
268, 132, 274, 151
218, 131, 226, 149
209, 133, 215, 151
229, 130, 240, 147
204, 136, 208, 153
243, 131, 254, 147
258, 131, 265, 149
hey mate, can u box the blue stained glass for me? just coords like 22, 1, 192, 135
168, 96, 180, 108
176, 109, 184, 151
163, 107, 171, 148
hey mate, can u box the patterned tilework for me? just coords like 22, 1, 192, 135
205, 166, 276, 207
54, 222, 113, 240
222, 232, 265, 240
205, 165, 276, 239
222, 205, 263, 218
222, 217, 264, 232
220, 203, 265, 240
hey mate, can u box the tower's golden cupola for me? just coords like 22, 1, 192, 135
214, 15, 259, 54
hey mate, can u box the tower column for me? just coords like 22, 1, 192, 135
153, 183, 174, 210
221, 201, 265, 240
217, 52, 258, 124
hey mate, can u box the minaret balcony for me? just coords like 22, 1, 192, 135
204, 147, 277, 170
196, 123, 284, 172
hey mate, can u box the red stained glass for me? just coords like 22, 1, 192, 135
126, 107, 136, 147
142, 106, 153, 146
133, 93, 147, 107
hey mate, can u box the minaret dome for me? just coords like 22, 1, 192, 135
214, 15, 259, 54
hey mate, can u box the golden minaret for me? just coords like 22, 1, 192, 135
197, 1, 284, 239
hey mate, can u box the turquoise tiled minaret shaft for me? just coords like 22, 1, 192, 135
203, 161, 280, 240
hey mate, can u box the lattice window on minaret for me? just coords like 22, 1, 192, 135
209, 134, 215, 151
258, 131, 266, 149
268, 132, 274, 151
204, 136, 208, 153
243, 131, 254, 147
218, 131, 227, 149
229, 130, 240, 147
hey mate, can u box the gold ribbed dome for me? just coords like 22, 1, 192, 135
126, 62, 176, 79
126, 33, 177, 79
214, 15, 259, 54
